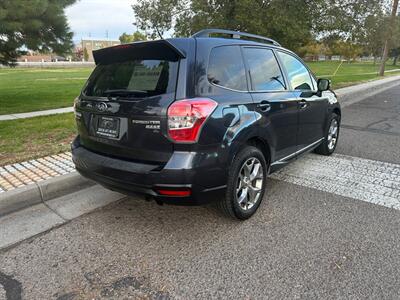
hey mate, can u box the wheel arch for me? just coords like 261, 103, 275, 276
245, 137, 272, 166
226, 135, 273, 176
333, 107, 341, 119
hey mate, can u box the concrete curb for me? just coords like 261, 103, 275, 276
0, 172, 94, 217
336, 75, 400, 107
0, 74, 399, 219
0, 185, 126, 250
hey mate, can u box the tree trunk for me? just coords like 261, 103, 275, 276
379, 0, 399, 76
379, 40, 390, 76
393, 55, 398, 66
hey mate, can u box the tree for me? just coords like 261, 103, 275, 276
133, 0, 316, 51
312, 0, 388, 41
359, 14, 386, 63
132, 0, 185, 39
132, 0, 390, 53
0, 0, 76, 66
83, 47, 89, 62
337, 41, 363, 61
119, 31, 147, 43
390, 47, 400, 65
298, 42, 325, 60
73, 47, 83, 61
380, 0, 399, 76
132, 0, 398, 62
387, 17, 400, 65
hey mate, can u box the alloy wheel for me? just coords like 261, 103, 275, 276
236, 157, 264, 210
327, 119, 338, 150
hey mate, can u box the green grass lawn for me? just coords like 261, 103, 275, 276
1, 62, 400, 115
0, 113, 76, 166
307, 61, 400, 88
0, 67, 92, 115
2, 61, 400, 115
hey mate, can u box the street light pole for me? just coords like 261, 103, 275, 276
379, 0, 399, 76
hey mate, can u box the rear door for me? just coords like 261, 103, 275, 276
75, 40, 185, 164
276, 51, 328, 151
242, 47, 299, 162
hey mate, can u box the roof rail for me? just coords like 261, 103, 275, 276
192, 29, 281, 47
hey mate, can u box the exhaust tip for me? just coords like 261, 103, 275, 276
144, 195, 153, 202
155, 199, 164, 206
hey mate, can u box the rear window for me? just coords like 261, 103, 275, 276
207, 46, 247, 91
83, 60, 179, 98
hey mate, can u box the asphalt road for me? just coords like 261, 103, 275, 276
1, 85, 400, 299
337, 85, 400, 164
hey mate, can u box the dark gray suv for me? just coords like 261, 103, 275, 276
72, 29, 340, 219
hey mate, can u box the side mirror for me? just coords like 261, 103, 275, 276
317, 78, 331, 92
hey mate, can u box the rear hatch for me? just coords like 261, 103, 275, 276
75, 40, 185, 164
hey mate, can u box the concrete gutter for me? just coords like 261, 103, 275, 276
0, 172, 94, 217
0, 172, 126, 249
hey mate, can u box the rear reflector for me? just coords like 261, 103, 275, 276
167, 98, 217, 143
156, 188, 191, 197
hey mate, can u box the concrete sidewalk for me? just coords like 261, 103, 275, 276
0, 106, 73, 121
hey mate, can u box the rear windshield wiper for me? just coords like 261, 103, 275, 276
103, 89, 148, 99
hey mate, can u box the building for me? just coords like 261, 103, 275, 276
17, 51, 52, 62
81, 38, 120, 61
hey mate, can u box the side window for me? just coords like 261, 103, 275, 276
207, 46, 247, 91
243, 47, 285, 91
277, 51, 313, 91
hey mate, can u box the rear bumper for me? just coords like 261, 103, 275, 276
71, 136, 227, 205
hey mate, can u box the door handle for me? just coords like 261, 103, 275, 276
299, 99, 308, 109
257, 101, 271, 111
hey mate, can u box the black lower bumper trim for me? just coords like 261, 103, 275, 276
72, 139, 226, 205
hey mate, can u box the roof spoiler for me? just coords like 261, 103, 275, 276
93, 40, 186, 65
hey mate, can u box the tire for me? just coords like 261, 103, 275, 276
314, 113, 340, 156
218, 146, 268, 220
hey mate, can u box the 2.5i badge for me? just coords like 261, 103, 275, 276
132, 119, 161, 130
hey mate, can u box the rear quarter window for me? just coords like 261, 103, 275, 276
207, 46, 247, 91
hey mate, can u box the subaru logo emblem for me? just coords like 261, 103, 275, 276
96, 102, 108, 112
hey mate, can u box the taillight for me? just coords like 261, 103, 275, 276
167, 98, 217, 142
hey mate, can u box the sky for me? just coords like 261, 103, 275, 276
65, 0, 137, 43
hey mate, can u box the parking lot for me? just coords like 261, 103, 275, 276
0, 85, 399, 299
